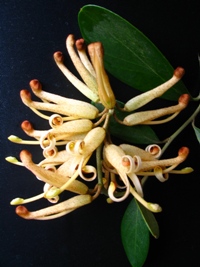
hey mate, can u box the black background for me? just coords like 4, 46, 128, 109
0, 1, 200, 266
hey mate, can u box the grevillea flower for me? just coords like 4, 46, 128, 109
6, 34, 193, 220
9, 127, 106, 211
103, 143, 190, 212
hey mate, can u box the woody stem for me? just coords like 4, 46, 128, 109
96, 144, 103, 187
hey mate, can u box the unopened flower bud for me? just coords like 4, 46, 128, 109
66, 34, 98, 94
88, 42, 116, 109
139, 147, 189, 171
82, 127, 106, 155
124, 67, 185, 112
19, 150, 89, 195
123, 94, 190, 126
120, 144, 156, 161
21, 86, 99, 120
53, 51, 99, 102
15, 194, 92, 220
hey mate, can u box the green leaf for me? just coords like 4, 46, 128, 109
78, 5, 189, 101
93, 101, 160, 144
109, 120, 160, 145
192, 120, 200, 143
136, 200, 160, 239
121, 199, 150, 267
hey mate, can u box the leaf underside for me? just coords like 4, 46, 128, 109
136, 200, 160, 239
121, 199, 150, 267
192, 121, 200, 143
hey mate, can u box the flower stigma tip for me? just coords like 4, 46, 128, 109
10, 198, 24, 205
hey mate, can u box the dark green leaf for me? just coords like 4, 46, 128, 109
121, 199, 150, 267
78, 5, 189, 101
109, 120, 160, 145
93, 101, 160, 144
136, 200, 160, 239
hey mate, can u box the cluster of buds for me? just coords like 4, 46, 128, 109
6, 34, 192, 219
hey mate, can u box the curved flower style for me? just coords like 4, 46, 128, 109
6, 34, 193, 220
103, 143, 190, 212
10, 126, 106, 202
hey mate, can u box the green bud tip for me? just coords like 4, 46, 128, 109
45, 187, 61, 199
5, 156, 18, 163
8, 135, 22, 142
10, 197, 24, 205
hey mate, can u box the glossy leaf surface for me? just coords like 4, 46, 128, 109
78, 5, 189, 101
121, 199, 149, 267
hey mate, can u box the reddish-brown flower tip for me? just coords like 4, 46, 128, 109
53, 51, 64, 63
75, 38, 85, 51
178, 94, 190, 106
88, 42, 116, 109
19, 150, 33, 163
20, 89, 32, 102
15, 206, 29, 218
178, 147, 189, 157
88, 42, 104, 58
173, 67, 185, 79
21, 120, 33, 132
29, 79, 42, 92
122, 157, 131, 166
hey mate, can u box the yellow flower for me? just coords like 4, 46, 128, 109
6, 35, 193, 221
9, 127, 106, 213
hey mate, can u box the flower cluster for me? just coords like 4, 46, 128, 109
7, 34, 192, 220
